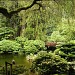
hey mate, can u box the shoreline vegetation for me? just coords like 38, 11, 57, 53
0, 0, 75, 75
0, 39, 75, 75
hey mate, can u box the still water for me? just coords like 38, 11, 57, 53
0, 54, 31, 68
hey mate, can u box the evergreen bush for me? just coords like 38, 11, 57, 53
31, 51, 68, 75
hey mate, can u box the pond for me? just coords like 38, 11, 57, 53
0, 54, 75, 75
0, 54, 31, 68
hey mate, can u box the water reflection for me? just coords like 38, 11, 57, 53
0, 54, 31, 68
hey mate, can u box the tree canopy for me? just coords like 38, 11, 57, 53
0, 0, 42, 18
0, 0, 75, 41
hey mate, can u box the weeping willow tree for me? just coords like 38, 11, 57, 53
0, 0, 75, 41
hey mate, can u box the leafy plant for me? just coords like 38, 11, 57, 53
0, 27, 15, 40
54, 42, 75, 61
50, 31, 66, 42
24, 40, 45, 54
15, 36, 28, 48
31, 51, 68, 75
33, 40, 45, 51
0, 40, 21, 54
24, 40, 38, 54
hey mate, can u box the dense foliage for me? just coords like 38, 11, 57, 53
0, 0, 75, 74
0, 39, 21, 54
31, 51, 68, 75
0, 0, 75, 41
55, 41, 75, 61
24, 40, 45, 54
0, 39, 45, 54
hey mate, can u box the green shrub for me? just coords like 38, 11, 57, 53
54, 49, 67, 59
0, 27, 15, 40
24, 40, 45, 54
69, 40, 75, 44
55, 42, 75, 61
24, 40, 38, 54
31, 51, 68, 75
0, 40, 21, 54
24, 45, 38, 54
15, 37, 28, 48
33, 40, 45, 50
